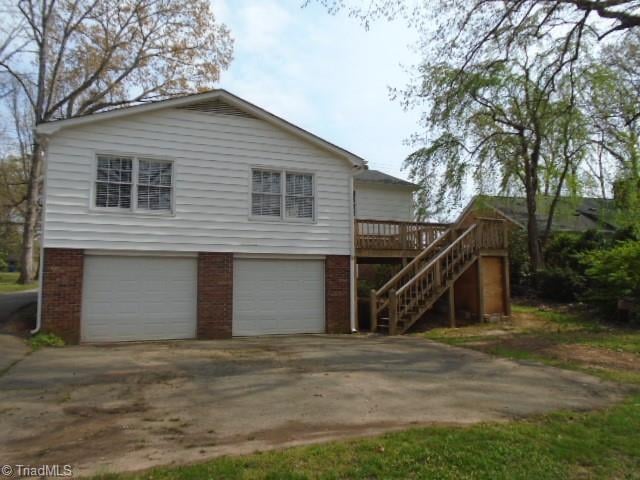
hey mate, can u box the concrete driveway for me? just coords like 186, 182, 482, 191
0, 334, 622, 476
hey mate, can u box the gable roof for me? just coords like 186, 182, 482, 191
467, 195, 620, 233
354, 169, 417, 189
35, 89, 367, 168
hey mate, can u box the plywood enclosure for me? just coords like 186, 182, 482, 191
482, 257, 507, 315
453, 256, 509, 318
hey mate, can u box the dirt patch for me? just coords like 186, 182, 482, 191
547, 344, 640, 372
449, 306, 640, 375
64, 401, 149, 417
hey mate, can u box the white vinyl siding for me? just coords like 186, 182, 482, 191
233, 258, 325, 335
354, 183, 414, 221
43, 108, 353, 255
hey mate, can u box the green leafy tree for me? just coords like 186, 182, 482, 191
581, 240, 640, 316
402, 51, 588, 270
582, 33, 640, 233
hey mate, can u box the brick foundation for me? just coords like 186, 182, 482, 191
325, 255, 351, 334
41, 248, 84, 344
197, 252, 233, 339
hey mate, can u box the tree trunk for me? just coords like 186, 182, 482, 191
525, 190, 542, 272
18, 144, 43, 284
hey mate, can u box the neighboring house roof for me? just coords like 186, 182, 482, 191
467, 195, 620, 233
354, 169, 417, 189
35, 89, 367, 169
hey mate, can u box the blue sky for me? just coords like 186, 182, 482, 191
211, 0, 422, 179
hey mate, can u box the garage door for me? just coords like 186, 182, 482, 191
82, 256, 197, 342
233, 259, 325, 336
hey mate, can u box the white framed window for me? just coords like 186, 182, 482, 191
251, 168, 315, 221
251, 169, 282, 217
137, 159, 173, 211
95, 155, 133, 209
286, 172, 314, 219
94, 154, 173, 214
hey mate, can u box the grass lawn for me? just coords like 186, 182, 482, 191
425, 303, 640, 385
0, 272, 38, 293
94, 303, 640, 480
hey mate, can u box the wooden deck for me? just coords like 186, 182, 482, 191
354, 219, 449, 258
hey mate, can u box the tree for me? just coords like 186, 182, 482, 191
0, 0, 233, 283
316, 1, 640, 59
581, 32, 640, 232
403, 49, 588, 270
0, 155, 28, 272
314, 0, 639, 269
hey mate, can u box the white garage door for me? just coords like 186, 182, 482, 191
233, 259, 325, 336
82, 256, 197, 342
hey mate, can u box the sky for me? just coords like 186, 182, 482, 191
210, 0, 423, 180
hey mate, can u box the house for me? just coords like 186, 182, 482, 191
460, 195, 620, 234
35, 90, 511, 344
354, 169, 416, 222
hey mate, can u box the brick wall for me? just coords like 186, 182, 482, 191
325, 255, 351, 334
41, 248, 84, 344
197, 252, 233, 339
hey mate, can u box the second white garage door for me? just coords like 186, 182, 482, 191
233, 258, 325, 336
82, 256, 197, 342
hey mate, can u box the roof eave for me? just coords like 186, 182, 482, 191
35, 89, 367, 169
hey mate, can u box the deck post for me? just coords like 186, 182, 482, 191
477, 256, 485, 322
503, 256, 511, 317
370, 289, 378, 332
448, 286, 456, 328
399, 223, 407, 250
389, 289, 398, 335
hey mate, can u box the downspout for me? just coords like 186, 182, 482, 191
31, 134, 49, 335
349, 165, 364, 333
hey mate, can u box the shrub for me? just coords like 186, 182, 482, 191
534, 231, 612, 301
29, 332, 66, 350
581, 240, 640, 318
535, 267, 586, 302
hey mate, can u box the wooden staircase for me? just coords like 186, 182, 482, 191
370, 218, 507, 335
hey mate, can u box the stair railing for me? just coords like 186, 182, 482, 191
370, 227, 453, 331
369, 217, 508, 334
390, 223, 479, 333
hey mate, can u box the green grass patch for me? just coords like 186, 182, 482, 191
28, 332, 65, 350
93, 395, 640, 480
0, 272, 38, 293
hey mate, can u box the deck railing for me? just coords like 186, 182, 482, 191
369, 217, 508, 334
354, 219, 449, 252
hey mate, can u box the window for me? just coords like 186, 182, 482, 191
251, 169, 281, 217
94, 154, 173, 213
251, 168, 314, 221
96, 155, 132, 209
137, 159, 173, 211
286, 172, 313, 219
